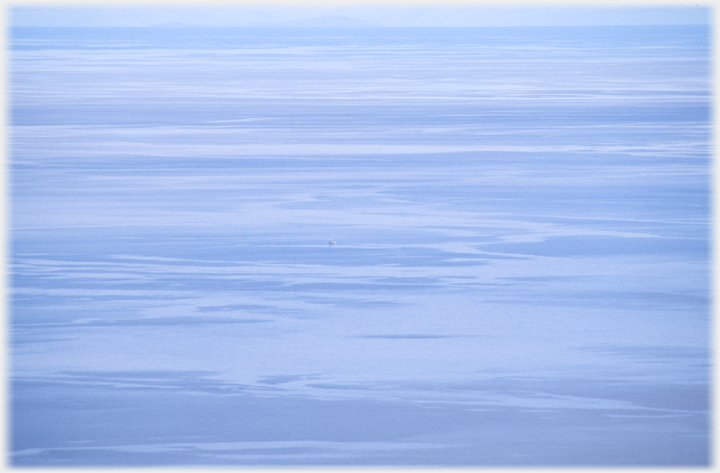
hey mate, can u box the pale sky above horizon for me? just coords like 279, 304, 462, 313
9, 5, 711, 28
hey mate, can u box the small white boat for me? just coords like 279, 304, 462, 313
328, 234, 336, 245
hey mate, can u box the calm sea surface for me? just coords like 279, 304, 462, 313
9, 26, 711, 465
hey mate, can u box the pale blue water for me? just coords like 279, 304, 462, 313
9, 25, 711, 466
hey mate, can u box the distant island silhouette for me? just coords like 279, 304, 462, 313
153, 15, 375, 28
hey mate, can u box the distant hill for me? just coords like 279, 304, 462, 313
152, 22, 197, 27
149, 15, 375, 28
269, 15, 375, 28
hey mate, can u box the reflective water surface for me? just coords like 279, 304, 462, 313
9, 26, 711, 465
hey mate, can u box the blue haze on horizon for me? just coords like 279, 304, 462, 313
8, 5, 711, 27
8, 20, 711, 466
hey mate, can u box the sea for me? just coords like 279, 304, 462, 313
7, 25, 712, 466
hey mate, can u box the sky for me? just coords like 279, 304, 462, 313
8, 4, 712, 28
